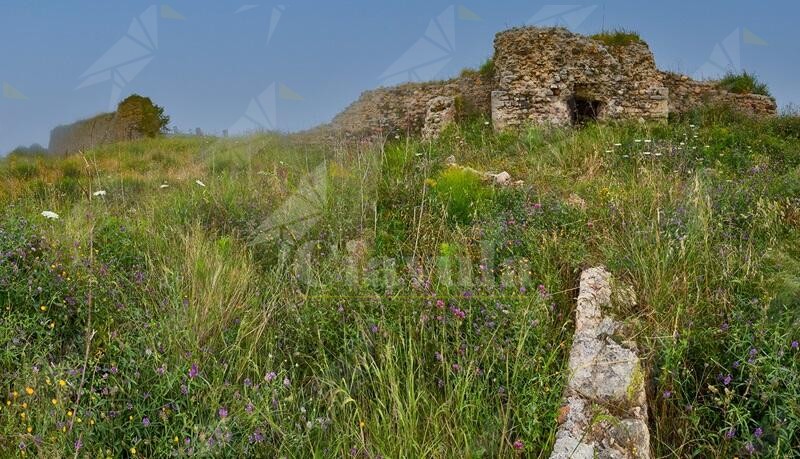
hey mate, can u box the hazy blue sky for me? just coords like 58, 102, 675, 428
1, 0, 798, 154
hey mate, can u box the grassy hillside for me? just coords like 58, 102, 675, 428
2, 106, 799, 457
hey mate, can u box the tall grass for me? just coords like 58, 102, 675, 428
1, 108, 799, 456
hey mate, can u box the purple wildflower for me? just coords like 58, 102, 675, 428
189, 363, 199, 379
745, 442, 755, 454
74, 439, 83, 451
283, 377, 291, 388
725, 428, 736, 439
513, 439, 524, 450
265, 371, 277, 382
218, 407, 228, 419
723, 374, 732, 386
370, 324, 379, 334
142, 417, 150, 427
245, 402, 254, 414
792, 340, 798, 350
754, 427, 763, 438
663, 390, 672, 399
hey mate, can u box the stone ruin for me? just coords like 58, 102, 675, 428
551, 267, 650, 459
327, 27, 776, 139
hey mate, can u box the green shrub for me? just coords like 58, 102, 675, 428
431, 166, 490, 225
591, 29, 643, 46
717, 71, 771, 96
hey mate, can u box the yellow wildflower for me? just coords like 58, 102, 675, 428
25, 387, 34, 395
58, 379, 66, 387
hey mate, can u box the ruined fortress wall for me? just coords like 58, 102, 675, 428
48, 111, 145, 156
326, 26, 776, 139
491, 27, 668, 129
661, 72, 776, 116
328, 72, 492, 138
48, 113, 118, 156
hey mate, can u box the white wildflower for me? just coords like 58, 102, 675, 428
92, 190, 106, 196
41, 211, 59, 220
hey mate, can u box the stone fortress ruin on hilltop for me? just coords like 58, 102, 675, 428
327, 27, 776, 139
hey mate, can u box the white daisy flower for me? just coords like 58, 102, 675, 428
41, 211, 60, 220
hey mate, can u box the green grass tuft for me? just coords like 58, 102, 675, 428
591, 28, 643, 46
717, 70, 772, 96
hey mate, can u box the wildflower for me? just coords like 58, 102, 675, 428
283, 377, 291, 388
130, 447, 136, 455
195, 180, 206, 187
218, 407, 228, 419
92, 190, 106, 196
244, 378, 252, 387
358, 420, 365, 428
41, 211, 59, 220
74, 439, 83, 451
142, 417, 150, 427
452, 363, 460, 372
434, 352, 442, 362
723, 374, 732, 386
745, 442, 755, 453
51, 399, 57, 405
663, 390, 672, 399
265, 371, 277, 382
435, 299, 445, 309
245, 402, 254, 413
754, 427, 763, 438
792, 340, 798, 350
58, 379, 66, 387
188, 363, 199, 379
725, 428, 736, 439
513, 439, 524, 450
370, 324, 379, 334
25, 387, 34, 395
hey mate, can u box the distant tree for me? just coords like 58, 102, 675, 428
116, 94, 170, 138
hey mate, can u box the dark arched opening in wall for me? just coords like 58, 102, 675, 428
568, 96, 603, 125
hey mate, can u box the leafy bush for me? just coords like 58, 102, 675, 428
717, 71, 771, 96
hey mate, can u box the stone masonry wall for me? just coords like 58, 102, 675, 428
491, 27, 668, 129
325, 26, 775, 139
48, 107, 149, 156
48, 113, 119, 156
661, 72, 777, 117
328, 72, 492, 139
